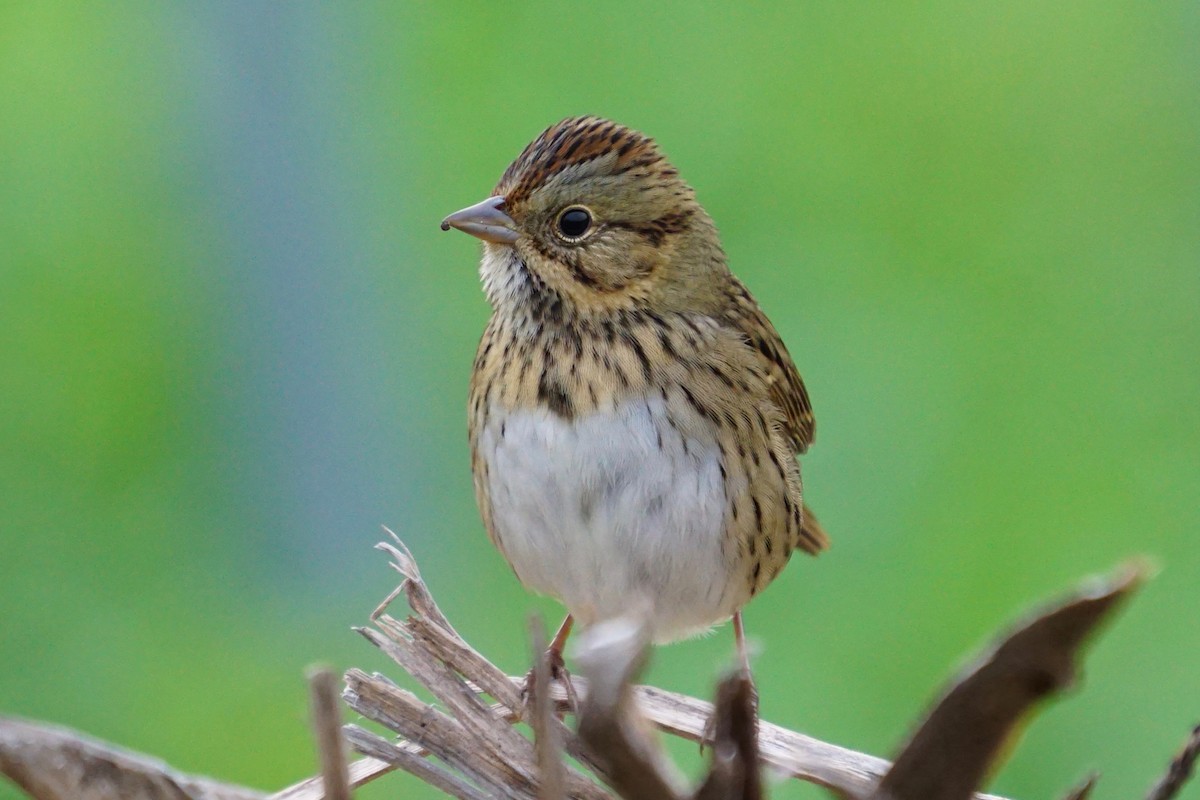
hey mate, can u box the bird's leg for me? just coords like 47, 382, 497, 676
733, 610, 753, 675
547, 614, 581, 712
524, 614, 578, 718
703, 611, 758, 751
547, 613, 574, 674
732, 610, 760, 722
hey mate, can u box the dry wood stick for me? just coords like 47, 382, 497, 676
306, 666, 351, 800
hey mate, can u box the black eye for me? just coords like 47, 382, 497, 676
557, 207, 592, 239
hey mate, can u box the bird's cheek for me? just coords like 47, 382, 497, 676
621, 241, 668, 282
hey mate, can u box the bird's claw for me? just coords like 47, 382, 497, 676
522, 647, 579, 720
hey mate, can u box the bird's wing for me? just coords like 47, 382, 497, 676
722, 278, 816, 454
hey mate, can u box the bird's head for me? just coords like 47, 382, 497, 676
442, 116, 729, 322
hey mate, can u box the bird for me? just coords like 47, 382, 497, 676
441, 116, 828, 680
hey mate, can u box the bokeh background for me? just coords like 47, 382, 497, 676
2, 3, 1197, 798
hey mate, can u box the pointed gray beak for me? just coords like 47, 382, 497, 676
440, 196, 519, 244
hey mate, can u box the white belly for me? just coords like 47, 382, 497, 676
479, 396, 737, 642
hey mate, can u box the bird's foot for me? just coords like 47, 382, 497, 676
522, 646, 579, 720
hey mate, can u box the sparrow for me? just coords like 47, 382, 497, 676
441, 116, 827, 673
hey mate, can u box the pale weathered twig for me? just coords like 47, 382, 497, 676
306, 666, 351, 800
868, 564, 1143, 800
348, 616, 610, 799
344, 666, 540, 799
268, 757, 392, 800
529, 618, 567, 800
342, 725, 486, 800
1145, 724, 1200, 800
534, 676, 962, 799
0, 717, 265, 800
350, 547, 612, 800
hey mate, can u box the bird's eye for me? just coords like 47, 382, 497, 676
556, 207, 592, 240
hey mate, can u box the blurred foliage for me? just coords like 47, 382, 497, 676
1, 3, 1197, 799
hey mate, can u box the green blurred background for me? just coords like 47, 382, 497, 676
2, 3, 1197, 798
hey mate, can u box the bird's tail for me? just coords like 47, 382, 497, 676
798, 503, 830, 555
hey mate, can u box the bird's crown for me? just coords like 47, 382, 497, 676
496, 116, 672, 203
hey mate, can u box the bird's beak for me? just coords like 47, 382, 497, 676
440, 196, 519, 244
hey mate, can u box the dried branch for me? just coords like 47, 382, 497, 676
529, 618, 567, 800
0, 717, 265, 800
268, 757, 391, 800
335, 535, 610, 800
341, 725, 485, 800
544, 677, 949, 798
869, 564, 1143, 800
344, 666, 547, 799
306, 666, 351, 800
1145, 724, 1200, 800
